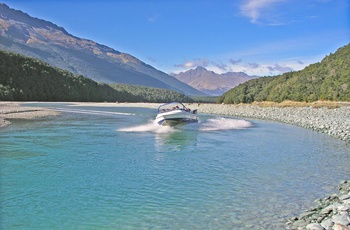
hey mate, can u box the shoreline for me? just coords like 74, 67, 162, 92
1, 101, 349, 143
0, 102, 60, 128
70, 102, 350, 143
286, 180, 350, 230
189, 103, 350, 143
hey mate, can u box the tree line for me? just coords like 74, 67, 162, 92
109, 84, 194, 103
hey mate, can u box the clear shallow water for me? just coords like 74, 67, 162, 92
1, 104, 349, 229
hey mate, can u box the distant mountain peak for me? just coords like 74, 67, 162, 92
174, 67, 257, 95
195, 66, 207, 71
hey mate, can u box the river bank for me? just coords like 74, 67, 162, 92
2, 101, 349, 143
189, 103, 350, 143
286, 180, 350, 230
87, 102, 350, 143
0, 102, 60, 127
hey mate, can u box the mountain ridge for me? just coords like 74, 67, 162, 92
174, 66, 257, 95
0, 3, 205, 97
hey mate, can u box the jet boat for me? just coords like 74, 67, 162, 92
154, 102, 198, 126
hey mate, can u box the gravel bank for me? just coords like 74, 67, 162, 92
0, 102, 60, 128
286, 180, 350, 230
69, 102, 350, 143
185, 103, 350, 143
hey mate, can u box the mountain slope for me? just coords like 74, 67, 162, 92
218, 44, 350, 103
174, 66, 257, 95
0, 50, 195, 102
0, 50, 137, 102
0, 3, 205, 96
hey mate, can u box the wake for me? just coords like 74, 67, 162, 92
199, 117, 252, 131
117, 121, 174, 134
118, 117, 252, 134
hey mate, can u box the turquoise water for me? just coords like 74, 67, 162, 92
1, 104, 350, 229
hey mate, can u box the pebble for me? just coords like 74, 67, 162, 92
188, 104, 350, 143
286, 180, 350, 230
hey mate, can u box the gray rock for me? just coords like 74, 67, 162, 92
292, 219, 309, 229
300, 211, 316, 219
332, 223, 350, 230
338, 204, 350, 212
306, 223, 325, 230
332, 213, 350, 226
286, 180, 350, 229
321, 218, 334, 230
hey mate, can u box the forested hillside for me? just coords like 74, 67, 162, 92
218, 44, 350, 104
0, 50, 193, 103
110, 84, 193, 103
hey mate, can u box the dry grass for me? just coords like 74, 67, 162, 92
251, 100, 350, 108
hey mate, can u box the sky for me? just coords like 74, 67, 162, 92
3, 0, 350, 76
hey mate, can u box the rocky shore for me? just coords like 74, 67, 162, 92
0, 102, 60, 128
286, 180, 350, 230
185, 103, 350, 143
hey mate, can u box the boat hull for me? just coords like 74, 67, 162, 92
155, 110, 198, 126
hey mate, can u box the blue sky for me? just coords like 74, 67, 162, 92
4, 0, 350, 76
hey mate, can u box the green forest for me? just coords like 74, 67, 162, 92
109, 84, 193, 103
0, 50, 194, 103
218, 43, 350, 104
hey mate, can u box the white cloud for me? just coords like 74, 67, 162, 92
172, 57, 309, 76
174, 58, 209, 69
240, 0, 287, 24
224, 59, 307, 76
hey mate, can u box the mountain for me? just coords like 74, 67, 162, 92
174, 66, 257, 95
218, 43, 350, 104
0, 3, 205, 97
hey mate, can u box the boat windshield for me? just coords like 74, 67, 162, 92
157, 102, 187, 113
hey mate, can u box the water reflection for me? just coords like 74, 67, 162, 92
155, 127, 198, 152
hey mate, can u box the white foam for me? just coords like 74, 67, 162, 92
117, 121, 174, 133
200, 117, 252, 131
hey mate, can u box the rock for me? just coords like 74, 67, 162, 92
338, 204, 350, 212
0, 117, 11, 127
292, 219, 309, 229
307, 223, 326, 230
287, 180, 350, 229
332, 213, 350, 226
300, 211, 316, 219
321, 218, 334, 230
339, 194, 350, 201
332, 223, 350, 230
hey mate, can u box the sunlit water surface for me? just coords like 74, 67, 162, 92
1, 104, 349, 229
